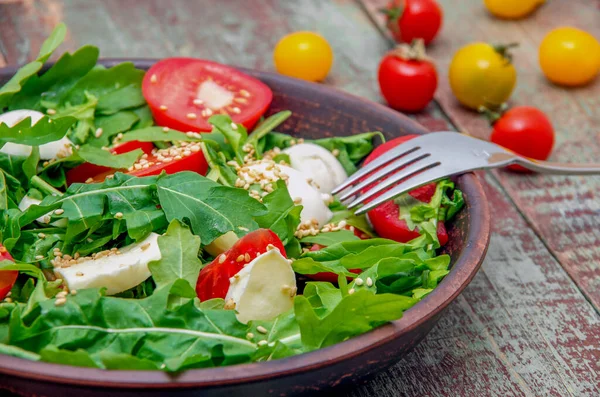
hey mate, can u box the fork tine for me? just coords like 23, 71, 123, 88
338, 151, 430, 202
354, 165, 446, 215
347, 159, 438, 209
331, 144, 421, 194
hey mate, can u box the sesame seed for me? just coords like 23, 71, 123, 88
141, 243, 151, 251
355, 278, 364, 286
38, 233, 46, 239
244, 253, 251, 262
218, 254, 227, 264
246, 332, 254, 339
366, 277, 373, 287
230, 122, 238, 130
162, 127, 170, 132
234, 97, 248, 104
85, 177, 94, 184
76, 272, 84, 276
236, 254, 245, 262
4, 297, 12, 303
159, 105, 168, 111
266, 244, 277, 252
193, 98, 203, 106
288, 286, 297, 297
256, 325, 268, 334
338, 220, 347, 229
42, 161, 50, 167
348, 288, 356, 295
54, 209, 64, 215
293, 197, 302, 205
46, 108, 56, 115
54, 298, 67, 306
239, 89, 250, 97
150, 74, 158, 83
186, 113, 197, 120
257, 340, 268, 347
70, 290, 77, 295
35, 255, 44, 260
332, 149, 340, 157
204, 108, 213, 117
232, 107, 241, 114
115, 212, 124, 219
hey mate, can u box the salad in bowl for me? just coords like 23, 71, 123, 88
0, 24, 464, 372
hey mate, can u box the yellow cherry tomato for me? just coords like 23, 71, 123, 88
273, 31, 333, 82
449, 42, 517, 110
539, 27, 600, 87
483, 0, 545, 20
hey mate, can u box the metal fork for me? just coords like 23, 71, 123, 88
333, 132, 600, 215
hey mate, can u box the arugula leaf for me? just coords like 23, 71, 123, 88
54, 93, 98, 144
208, 115, 248, 164
9, 46, 100, 111
149, 220, 203, 290
300, 238, 402, 263
302, 282, 343, 317
74, 145, 143, 169
294, 290, 413, 350
291, 257, 356, 278
119, 127, 202, 143
0, 24, 66, 110
0, 116, 75, 146
96, 84, 146, 115
6, 280, 258, 371
22, 146, 40, 181
300, 230, 359, 246
255, 180, 302, 246
200, 141, 238, 187
156, 172, 266, 245
60, 62, 145, 107
246, 111, 291, 158
88, 111, 139, 147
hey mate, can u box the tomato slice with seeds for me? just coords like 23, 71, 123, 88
89, 143, 209, 183
0, 244, 18, 301
363, 135, 448, 245
143, 58, 273, 132
66, 141, 155, 184
196, 229, 286, 301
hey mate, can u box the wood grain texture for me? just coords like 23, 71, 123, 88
0, 0, 599, 396
360, 0, 600, 312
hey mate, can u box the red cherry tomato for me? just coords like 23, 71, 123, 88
66, 141, 155, 184
305, 226, 369, 283
0, 245, 18, 301
196, 229, 286, 301
383, 0, 443, 45
378, 48, 437, 113
142, 58, 273, 132
490, 106, 555, 172
363, 136, 448, 245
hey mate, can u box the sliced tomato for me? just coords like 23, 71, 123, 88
362, 135, 448, 245
196, 229, 286, 301
143, 58, 273, 132
66, 141, 155, 184
89, 144, 209, 183
0, 244, 18, 301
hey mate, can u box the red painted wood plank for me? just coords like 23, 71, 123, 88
360, 0, 600, 313
0, 1, 598, 395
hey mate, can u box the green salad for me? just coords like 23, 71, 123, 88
0, 24, 464, 371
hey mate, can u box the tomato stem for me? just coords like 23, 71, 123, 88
478, 104, 508, 125
387, 39, 431, 61
493, 42, 519, 64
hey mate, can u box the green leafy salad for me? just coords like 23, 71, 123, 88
0, 24, 464, 371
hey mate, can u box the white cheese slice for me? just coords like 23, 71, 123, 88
196, 80, 234, 110
0, 109, 72, 160
247, 163, 332, 227
283, 143, 348, 194
225, 248, 296, 324
54, 233, 161, 295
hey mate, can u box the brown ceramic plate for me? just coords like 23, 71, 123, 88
0, 60, 490, 397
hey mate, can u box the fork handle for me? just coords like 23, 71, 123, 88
513, 156, 600, 175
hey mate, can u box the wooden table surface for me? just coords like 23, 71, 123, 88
1, 0, 599, 395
